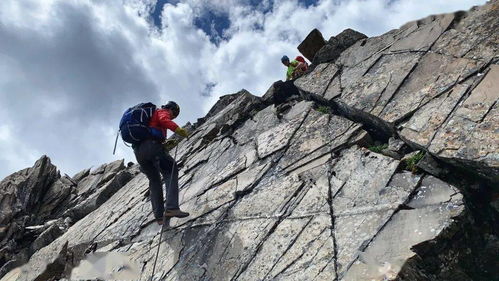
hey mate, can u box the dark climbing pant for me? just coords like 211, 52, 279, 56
133, 139, 179, 220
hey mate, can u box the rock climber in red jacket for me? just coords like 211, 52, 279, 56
133, 101, 190, 225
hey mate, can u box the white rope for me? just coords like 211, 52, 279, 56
149, 144, 178, 280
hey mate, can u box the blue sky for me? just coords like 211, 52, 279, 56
0, 0, 487, 178
151, 0, 321, 43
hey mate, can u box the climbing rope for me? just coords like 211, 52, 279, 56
149, 144, 179, 281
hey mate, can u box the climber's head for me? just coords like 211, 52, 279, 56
281, 55, 290, 66
162, 101, 180, 119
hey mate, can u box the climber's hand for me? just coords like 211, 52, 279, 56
175, 127, 189, 138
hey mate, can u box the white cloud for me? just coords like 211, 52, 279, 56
0, 124, 41, 173
0, 0, 486, 178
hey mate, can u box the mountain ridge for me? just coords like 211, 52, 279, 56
0, 1, 497, 280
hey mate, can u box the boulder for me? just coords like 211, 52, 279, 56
313, 28, 367, 65
297, 28, 326, 62
335, 28, 368, 50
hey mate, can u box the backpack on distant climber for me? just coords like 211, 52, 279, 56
295, 56, 308, 71
295, 56, 306, 63
118, 102, 162, 145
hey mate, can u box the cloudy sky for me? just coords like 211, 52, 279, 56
0, 0, 487, 178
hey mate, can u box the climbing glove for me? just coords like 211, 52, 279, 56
175, 127, 189, 138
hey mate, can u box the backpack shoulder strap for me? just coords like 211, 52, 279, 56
142, 102, 156, 108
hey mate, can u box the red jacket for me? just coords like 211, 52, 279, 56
149, 109, 179, 138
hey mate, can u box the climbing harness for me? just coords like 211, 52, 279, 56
149, 144, 179, 280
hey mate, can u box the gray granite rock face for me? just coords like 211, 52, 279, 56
343, 176, 464, 281
295, 0, 498, 182
0, 156, 60, 275
313, 28, 367, 65
432, 5, 498, 61
294, 63, 340, 98
5, 94, 489, 281
1, 2, 498, 281
425, 65, 499, 181
5, 139, 476, 281
399, 64, 499, 181
388, 13, 455, 52
0, 156, 59, 226
0, 158, 135, 278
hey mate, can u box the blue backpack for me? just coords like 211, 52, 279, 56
118, 102, 163, 145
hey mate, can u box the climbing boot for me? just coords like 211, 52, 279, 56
164, 209, 190, 218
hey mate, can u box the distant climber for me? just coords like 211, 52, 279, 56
281, 55, 308, 81
119, 101, 190, 225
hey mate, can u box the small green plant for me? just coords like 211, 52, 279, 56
316, 106, 330, 114
405, 151, 424, 173
368, 144, 388, 153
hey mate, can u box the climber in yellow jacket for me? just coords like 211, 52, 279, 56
281, 55, 308, 81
